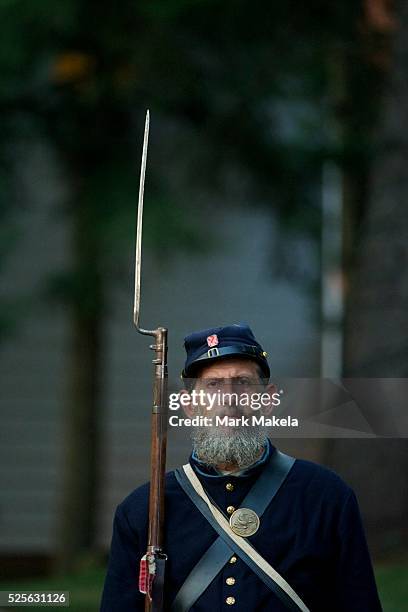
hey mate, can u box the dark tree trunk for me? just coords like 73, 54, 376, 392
55, 180, 104, 573
338, 0, 408, 555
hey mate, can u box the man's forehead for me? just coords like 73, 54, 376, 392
198, 358, 259, 378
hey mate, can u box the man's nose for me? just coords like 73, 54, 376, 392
221, 380, 238, 407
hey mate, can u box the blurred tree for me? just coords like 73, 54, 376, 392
0, 165, 21, 340
345, 0, 407, 376
326, 0, 408, 554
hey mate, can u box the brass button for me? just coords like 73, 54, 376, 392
226, 505, 235, 515
226, 482, 234, 491
226, 577, 236, 586
226, 596, 235, 605
229, 556, 237, 564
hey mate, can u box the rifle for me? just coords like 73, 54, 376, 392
134, 110, 168, 612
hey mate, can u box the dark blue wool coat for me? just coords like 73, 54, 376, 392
100, 442, 382, 611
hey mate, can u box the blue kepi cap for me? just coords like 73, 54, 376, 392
182, 323, 270, 379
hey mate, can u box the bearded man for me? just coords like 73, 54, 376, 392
100, 323, 382, 612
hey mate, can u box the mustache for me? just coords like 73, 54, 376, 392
190, 429, 268, 468
194, 404, 245, 415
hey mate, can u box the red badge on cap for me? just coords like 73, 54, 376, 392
207, 334, 219, 347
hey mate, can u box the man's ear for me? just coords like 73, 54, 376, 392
262, 382, 278, 416
179, 389, 194, 418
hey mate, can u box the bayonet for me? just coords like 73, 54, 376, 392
134, 110, 154, 335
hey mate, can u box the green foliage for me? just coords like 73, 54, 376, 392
0, 0, 385, 303
376, 562, 408, 612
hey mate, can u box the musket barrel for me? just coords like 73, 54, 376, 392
147, 327, 168, 550
144, 328, 168, 612
133, 112, 168, 611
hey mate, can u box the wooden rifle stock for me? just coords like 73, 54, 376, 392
144, 327, 168, 612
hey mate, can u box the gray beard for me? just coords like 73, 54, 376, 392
191, 428, 268, 469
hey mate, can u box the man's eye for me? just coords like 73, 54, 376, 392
237, 378, 251, 385
206, 380, 219, 388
